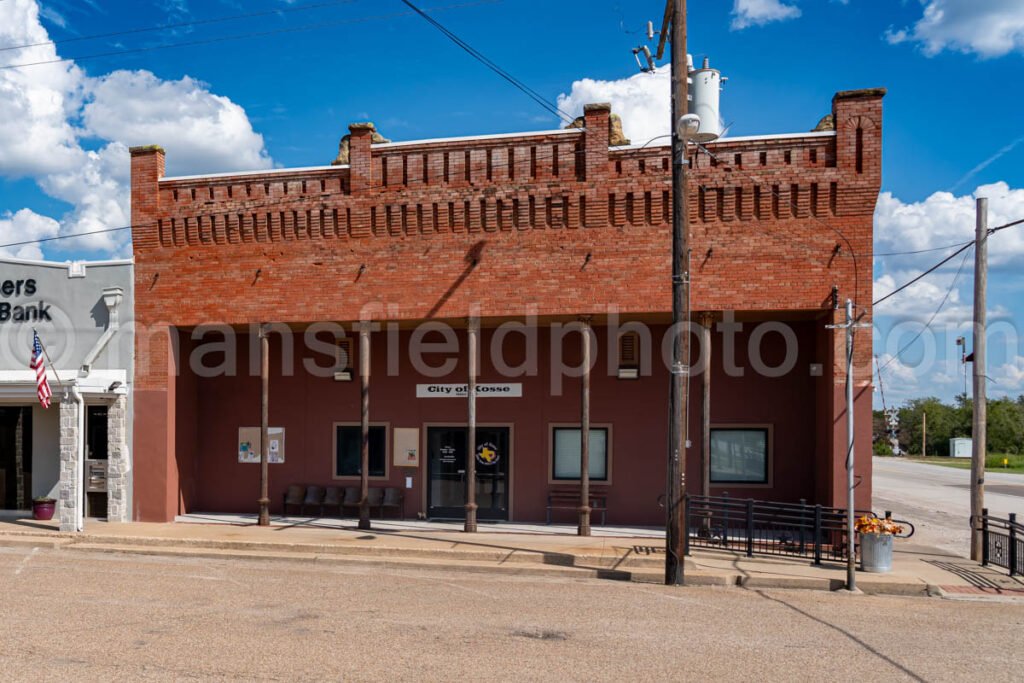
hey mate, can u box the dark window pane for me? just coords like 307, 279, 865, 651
336, 426, 386, 477
87, 406, 108, 460
710, 429, 768, 483
552, 427, 608, 481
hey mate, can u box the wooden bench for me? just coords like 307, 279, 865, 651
546, 488, 608, 525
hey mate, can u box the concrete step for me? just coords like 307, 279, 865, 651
0, 535, 68, 550
59, 533, 666, 569
64, 542, 721, 584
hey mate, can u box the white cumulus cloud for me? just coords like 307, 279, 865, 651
0, 209, 61, 260
0, 0, 273, 259
83, 70, 271, 176
556, 66, 670, 146
875, 182, 1024, 272
887, 0, 1024, 58
731, 0, 801, 31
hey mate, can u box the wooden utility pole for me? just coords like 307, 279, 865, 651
465, 317, 479, 533
970, 197, 988, 561
665, 0, 689, 586
578, 317, 592, 537
922, 411, 927, 457
258, 325, 270, 526
359, 324, 372, 530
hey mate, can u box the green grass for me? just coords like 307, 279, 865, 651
896, 454, 1024, 474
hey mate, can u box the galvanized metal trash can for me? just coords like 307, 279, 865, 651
860, 533, 893, 573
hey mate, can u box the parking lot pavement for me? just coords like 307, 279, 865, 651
1, 545, 1022, 681
872, 456, 1024, 556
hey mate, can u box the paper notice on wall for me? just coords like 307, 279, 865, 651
238, 427, 285, 464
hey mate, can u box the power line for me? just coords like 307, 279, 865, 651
876, 245, 973, 373
0, 0, 358, 53
398, 0, 575, 125
990, 216, 1024, 234
0, 225, 133, 250
0, 2, 496, 71
875, 240, 973, 258
875, 217, 1022, 258
873, 241, 973, 307
872, 216, 1021, 307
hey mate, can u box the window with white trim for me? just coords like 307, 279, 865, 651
552, 427, 608, 481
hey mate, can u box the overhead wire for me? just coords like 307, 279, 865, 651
875, 240, 973, 257
876, 245, 973, 373
0, 1, 497, 71
398, 0, 576, 125
0, 0, 358, 53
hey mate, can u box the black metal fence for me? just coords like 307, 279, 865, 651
980, 509, 1022, 577
683, 494, 913, 565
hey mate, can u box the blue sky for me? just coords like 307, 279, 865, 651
1, 0, 1022, 405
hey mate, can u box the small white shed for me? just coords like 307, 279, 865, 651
950, 438, 972, 458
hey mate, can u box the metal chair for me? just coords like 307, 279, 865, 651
341, 487, 360, 517
301, 485, 326, 516
381, 487, 405, 520
367, 487, 384, 517
282, 484, 306, 515
323, 486, 343, 517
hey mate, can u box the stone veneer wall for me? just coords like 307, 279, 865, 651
59, 399, 79, 532
106, 396, 130, 522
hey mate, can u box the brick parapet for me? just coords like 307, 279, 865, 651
131, 93, 883, 387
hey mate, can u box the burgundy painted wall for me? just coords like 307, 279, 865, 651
175, 320, 832, 525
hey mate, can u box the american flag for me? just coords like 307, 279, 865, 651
31, 332, 52, 409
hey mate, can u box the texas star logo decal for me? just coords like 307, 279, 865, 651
475, 442, 499, 465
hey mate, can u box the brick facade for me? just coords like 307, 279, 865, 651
130, 89, 884, 523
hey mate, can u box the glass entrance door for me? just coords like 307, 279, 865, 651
427, 426, 509, 520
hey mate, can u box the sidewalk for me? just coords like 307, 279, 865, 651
1, 514, 1021, 597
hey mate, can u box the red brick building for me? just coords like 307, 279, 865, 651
129, 88, 883, 525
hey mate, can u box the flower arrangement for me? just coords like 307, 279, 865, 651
855, 515, 904, 536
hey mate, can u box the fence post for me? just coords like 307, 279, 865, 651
1010, 512, 1018, 577
813, 504, 822, 566
981, 508, 989, 567
798, 498, 807, 554
683, 494, 691, 557
723, 492, 730, 550
745, 498, 754, 558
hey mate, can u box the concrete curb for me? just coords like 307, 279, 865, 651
0, 530, 951, 597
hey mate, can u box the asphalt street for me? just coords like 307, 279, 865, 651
872, 456, 1024, 556
1, 546, 1022, 682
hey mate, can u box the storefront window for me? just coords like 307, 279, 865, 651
335, 425, 386, 477
552, 427, 608, 481
710, 428, 769, 484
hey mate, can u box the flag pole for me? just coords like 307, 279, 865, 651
32, 327, 67, 393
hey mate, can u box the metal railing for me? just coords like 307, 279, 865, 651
979, 509, 1022, 577
683, 494, 913, 565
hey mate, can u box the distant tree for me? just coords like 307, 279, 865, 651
987, 397, 1024, 454
883, 394, 1024, 456
898, 397, 958, 456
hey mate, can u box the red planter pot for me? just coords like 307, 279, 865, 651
32, 500, 56, 521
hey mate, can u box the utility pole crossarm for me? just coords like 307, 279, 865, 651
655, 0, 672, 61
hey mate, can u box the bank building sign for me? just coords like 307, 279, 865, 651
0, 279, 52, 323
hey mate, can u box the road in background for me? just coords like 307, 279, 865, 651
873, 456, 1024, 556
0, 546, 1022, 681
